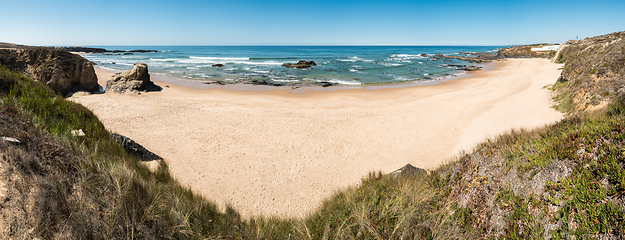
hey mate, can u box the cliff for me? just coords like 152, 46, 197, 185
553, 31, 625, 114
498, 44, 558, 58
0, 47, 99, 96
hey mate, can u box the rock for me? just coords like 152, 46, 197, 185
58, 46, 108, 53
436, 52, 500, 63
212, 64, 224, 67
282, 60, 317, 69
58, 47, 158, 54
70, 129, 86, 137
0, 48, 100, 95
463, 66, 482, 71
249, 79, 283, 86
390, 164, 427, 176
419, 53, 427, 57
110, 133, 162, 161
440, 64, 467, 69
1, 136, 21, 144
105, 63, 161, 93
318, 81, 335, 87
204, 80, 226, 85
122, 52, 133, 55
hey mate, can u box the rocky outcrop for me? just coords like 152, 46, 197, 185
435, 53, 500, 63
59, 46, 158, 54
282, 60, 317, 69
497, 45, 557, 58
110, 133, 162, 161
463, 66, 482, 71
440, 64, 482, 71
553, 31, 625, 114
390, 164, 427, 177
105, 63, 161, 93
0, 48, 99, 96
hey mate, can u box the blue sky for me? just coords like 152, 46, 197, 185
0, 0, 623, 46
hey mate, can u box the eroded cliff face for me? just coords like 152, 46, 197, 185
555, 31, 625, 114
0, 48, 99, 96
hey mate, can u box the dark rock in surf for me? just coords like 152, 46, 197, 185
212, 64, 224, 67
282, 60, 317, 69
463, 66, 482, 71
319, 81, 335, 87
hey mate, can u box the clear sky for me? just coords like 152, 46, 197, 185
0, 0, 623, 46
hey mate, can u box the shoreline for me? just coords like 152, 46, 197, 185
72, 58, 563, 218
92, 60, 497, 94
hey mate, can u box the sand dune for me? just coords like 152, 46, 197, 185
70, 58, 563, 218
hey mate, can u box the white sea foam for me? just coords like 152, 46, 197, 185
178, 58, 283, 66
378, 63, 403, 67
151, 58, 179, 62
338, 59, 358, 62
272, 79, 300, 83
387, 54, 426, 61
393, 76, 410, 81
349, 69, 359, 72
321, 79, 361, 85
190, 56, 250, 61
338, 56, 373, 62
241, 61, 284, 66
114, 63, 135, 67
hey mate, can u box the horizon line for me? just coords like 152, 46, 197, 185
58, 44, 552, 47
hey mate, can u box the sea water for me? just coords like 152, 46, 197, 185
82, 46, 503, 86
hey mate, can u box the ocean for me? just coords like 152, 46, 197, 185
82, 46, 503, 86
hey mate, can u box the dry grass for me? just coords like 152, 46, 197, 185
2, 61, 625, 239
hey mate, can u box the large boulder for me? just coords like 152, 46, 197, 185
0, 48, 99, 95
105, 63, 160, 93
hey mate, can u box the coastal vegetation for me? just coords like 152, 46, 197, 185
1, 31, 624, 239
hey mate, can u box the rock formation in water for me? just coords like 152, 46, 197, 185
282, 60, 317, 69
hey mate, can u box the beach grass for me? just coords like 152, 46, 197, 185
2, 63, 625, 239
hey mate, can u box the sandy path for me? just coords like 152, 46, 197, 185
71, 58, 563, 218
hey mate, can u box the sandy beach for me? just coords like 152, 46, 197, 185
70, 58, 563, 218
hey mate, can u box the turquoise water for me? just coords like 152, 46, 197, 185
83, 46, 503, 85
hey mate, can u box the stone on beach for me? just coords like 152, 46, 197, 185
105, 63, 161, 93
111, 133, 163, 161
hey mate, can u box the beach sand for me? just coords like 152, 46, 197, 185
70, 58, 563, 218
